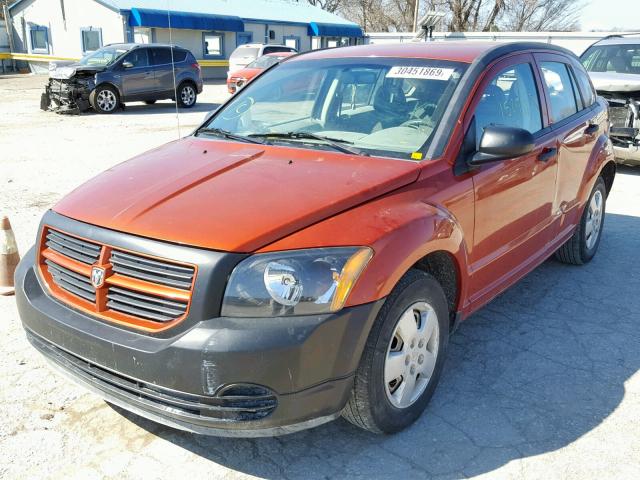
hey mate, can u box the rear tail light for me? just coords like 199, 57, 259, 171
192, 62, 201, 73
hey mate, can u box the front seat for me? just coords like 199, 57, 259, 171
475, 84, 506, 143
371, 82, 411, 131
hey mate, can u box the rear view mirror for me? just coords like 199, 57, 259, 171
470, 125, 535, 165
122, 61, 134, 69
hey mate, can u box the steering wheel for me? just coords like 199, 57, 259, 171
401, 119, 432, 130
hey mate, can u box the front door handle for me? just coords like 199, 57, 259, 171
584, 123, 599, 137
538, 147, 557, 163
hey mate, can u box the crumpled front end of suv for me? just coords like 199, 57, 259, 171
41, 65, 100, 114
590, 73, 640, 166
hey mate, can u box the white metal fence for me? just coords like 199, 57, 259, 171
365, 31, 635, 56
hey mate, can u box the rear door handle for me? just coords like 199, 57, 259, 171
538, 147, 557, 163
584, 123, 599, 136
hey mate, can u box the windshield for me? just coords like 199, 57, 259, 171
79, 46, 129, 66
200, 57, 466, 160
581, 44, 640, 74
247, 55, 284, 69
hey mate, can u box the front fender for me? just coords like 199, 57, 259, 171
346, 201, 469, 309
259, 197, 470, 310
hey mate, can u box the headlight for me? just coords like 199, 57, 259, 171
221, 247, 373, 317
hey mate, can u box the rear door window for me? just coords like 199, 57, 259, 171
540, 62, 579, 123
150, 48, 172, 65
474, 63, 543, 143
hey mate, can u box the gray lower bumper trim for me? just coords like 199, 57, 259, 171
43, 355, 341, 437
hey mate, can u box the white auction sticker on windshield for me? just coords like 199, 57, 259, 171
386, 66, 454, 80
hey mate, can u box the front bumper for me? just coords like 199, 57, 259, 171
41, 78, 93, 114
16, 232, 383, 436
613, 144, 640, 166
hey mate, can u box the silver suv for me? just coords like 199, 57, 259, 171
581, 35, 640, 166
42, 43, 204, 114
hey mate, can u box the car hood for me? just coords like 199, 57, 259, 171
231, 68, 263, 80
53, 137, 421, 252
589, 72, 640, 93
49, 63, 106, 79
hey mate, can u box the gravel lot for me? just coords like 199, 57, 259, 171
1, 73, 639, 480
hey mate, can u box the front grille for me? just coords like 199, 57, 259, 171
45, 229, 101, 264
39, 226, 196, 332
609, 106, 631, 128
28, 331, 278, 422
110, 250, 194, 290
107, 286, 188, 322
45, 259, 95, 302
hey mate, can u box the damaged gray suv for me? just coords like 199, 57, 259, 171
581, 35, 640, 166
41, 43, 203, 114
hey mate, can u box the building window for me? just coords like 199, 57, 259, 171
283, 35, 300, 51
81, 27, 102, 54
326, 38, 339, 49
236, 31, 253, 46
29, 25, 49, 54
203, 32, 224, 58
311, 37, 321, 50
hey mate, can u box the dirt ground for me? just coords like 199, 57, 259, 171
1, 73, 640, 480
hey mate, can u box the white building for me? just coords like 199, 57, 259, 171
5, 0, 363, 78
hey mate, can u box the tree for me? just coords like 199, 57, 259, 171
501, 0, 583, 31
311, 0, 583, 32
306, 0, 343, 13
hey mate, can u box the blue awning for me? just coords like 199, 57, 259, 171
308, 22, 363, 38
129, 8, 244, 32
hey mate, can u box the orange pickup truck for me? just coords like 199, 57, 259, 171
16, 41, 615, 437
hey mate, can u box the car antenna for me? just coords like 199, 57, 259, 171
166, 2, 181, 139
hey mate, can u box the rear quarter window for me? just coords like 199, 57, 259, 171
572, 66, 596, 107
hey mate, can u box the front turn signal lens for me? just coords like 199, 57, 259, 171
330, 247, 373, 312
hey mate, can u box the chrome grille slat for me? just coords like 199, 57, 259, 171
45, 259, 96, 302
46, 230, 101, 265
106, 300, 175, 322
110, 255, 193, 280
110, 250, 194, 290
108, 286, 188, 309
107, 287, 188, 322
47, 231, 101, 254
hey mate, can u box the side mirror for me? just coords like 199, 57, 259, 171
469, 125, 535, 165
122, 61, 134, 69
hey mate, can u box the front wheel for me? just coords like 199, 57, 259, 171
89, 85, 119, 114
555, 176, 607, 265
343, 270, 449, 434
177, 82, 197, 108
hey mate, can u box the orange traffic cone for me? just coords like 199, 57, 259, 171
0, 216, 20, 296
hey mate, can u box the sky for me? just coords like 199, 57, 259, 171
580, 0, 640, 31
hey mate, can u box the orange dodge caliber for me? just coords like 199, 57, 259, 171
16, 42, 616, 437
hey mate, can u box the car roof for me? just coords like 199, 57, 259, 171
237, 43, 293, 49
104, 42, 185, 50
591, 36, 640, 46
290, 41, 571, 64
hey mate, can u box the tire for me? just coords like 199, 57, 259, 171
177, 82, 197, 108
343, 269, 449, 434
89, 85, 120, 114
555, 176, 607, 265
144, 100, 157, 105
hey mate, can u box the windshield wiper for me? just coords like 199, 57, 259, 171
196, 127, 264, 145
248, 131, 368, 156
